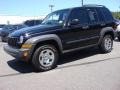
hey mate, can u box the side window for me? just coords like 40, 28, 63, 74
69, 8, 88, 25
100, 8, 113, 22
87, 8, 99, 23
96, 8, 105, 22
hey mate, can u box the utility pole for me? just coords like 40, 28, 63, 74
7, 21, 10, 25
81, 0, 83, 6
49, 5, 54, 13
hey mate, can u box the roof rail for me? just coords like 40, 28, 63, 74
83, 4, 105, 7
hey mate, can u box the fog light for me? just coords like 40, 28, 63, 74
23, 52, 28, 57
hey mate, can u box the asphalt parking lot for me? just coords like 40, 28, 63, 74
0, 41, 120, 90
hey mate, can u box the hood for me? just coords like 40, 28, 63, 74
10, 24, 61, 37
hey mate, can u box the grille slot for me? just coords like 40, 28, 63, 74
8, 37, 20, 48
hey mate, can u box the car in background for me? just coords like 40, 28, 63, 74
24, 19, 43, 27
0, 24, 5, 36
1, 24, 27, 42
115, 19, 120, 41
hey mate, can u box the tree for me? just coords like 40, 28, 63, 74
112, 12, 120, 19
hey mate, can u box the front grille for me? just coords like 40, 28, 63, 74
8, 37, 20, 48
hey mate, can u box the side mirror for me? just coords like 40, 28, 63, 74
70, 19, 79, 26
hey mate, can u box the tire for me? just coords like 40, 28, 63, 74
99, 35, 113, 53
32, 44, 59, 72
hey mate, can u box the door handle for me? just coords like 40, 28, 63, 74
82, 26, 89, 29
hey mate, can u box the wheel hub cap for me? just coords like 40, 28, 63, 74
104, 38, 112, 50
39, 49, 55, 67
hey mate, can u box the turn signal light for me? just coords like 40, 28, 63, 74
23, 52, 28, 57
21, 44, 32, 49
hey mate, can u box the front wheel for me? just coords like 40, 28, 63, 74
99, 35, 113, 53
32, 45, 59, 72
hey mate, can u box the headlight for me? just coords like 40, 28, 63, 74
19, 36, 24, 43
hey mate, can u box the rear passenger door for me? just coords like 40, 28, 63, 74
85, 8, 102, 44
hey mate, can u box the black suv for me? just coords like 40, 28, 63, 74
4, 5, 116, 71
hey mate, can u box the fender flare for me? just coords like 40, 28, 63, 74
98, 27, 115, 44
25, 34, 63, 53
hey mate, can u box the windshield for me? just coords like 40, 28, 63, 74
42, 9, 69, 25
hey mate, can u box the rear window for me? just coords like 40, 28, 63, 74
3, 25, 16, 31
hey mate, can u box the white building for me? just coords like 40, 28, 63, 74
0, 15, 45, 24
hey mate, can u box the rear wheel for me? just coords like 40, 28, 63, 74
99, 35, 113, 53
32, 44, 58, 72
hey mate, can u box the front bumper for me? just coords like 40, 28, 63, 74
4, 44, 31, 62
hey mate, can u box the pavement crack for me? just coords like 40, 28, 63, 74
57, 56, 120, 69
0, 73, 22, 78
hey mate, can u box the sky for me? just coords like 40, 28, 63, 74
0, 0, 120, 16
